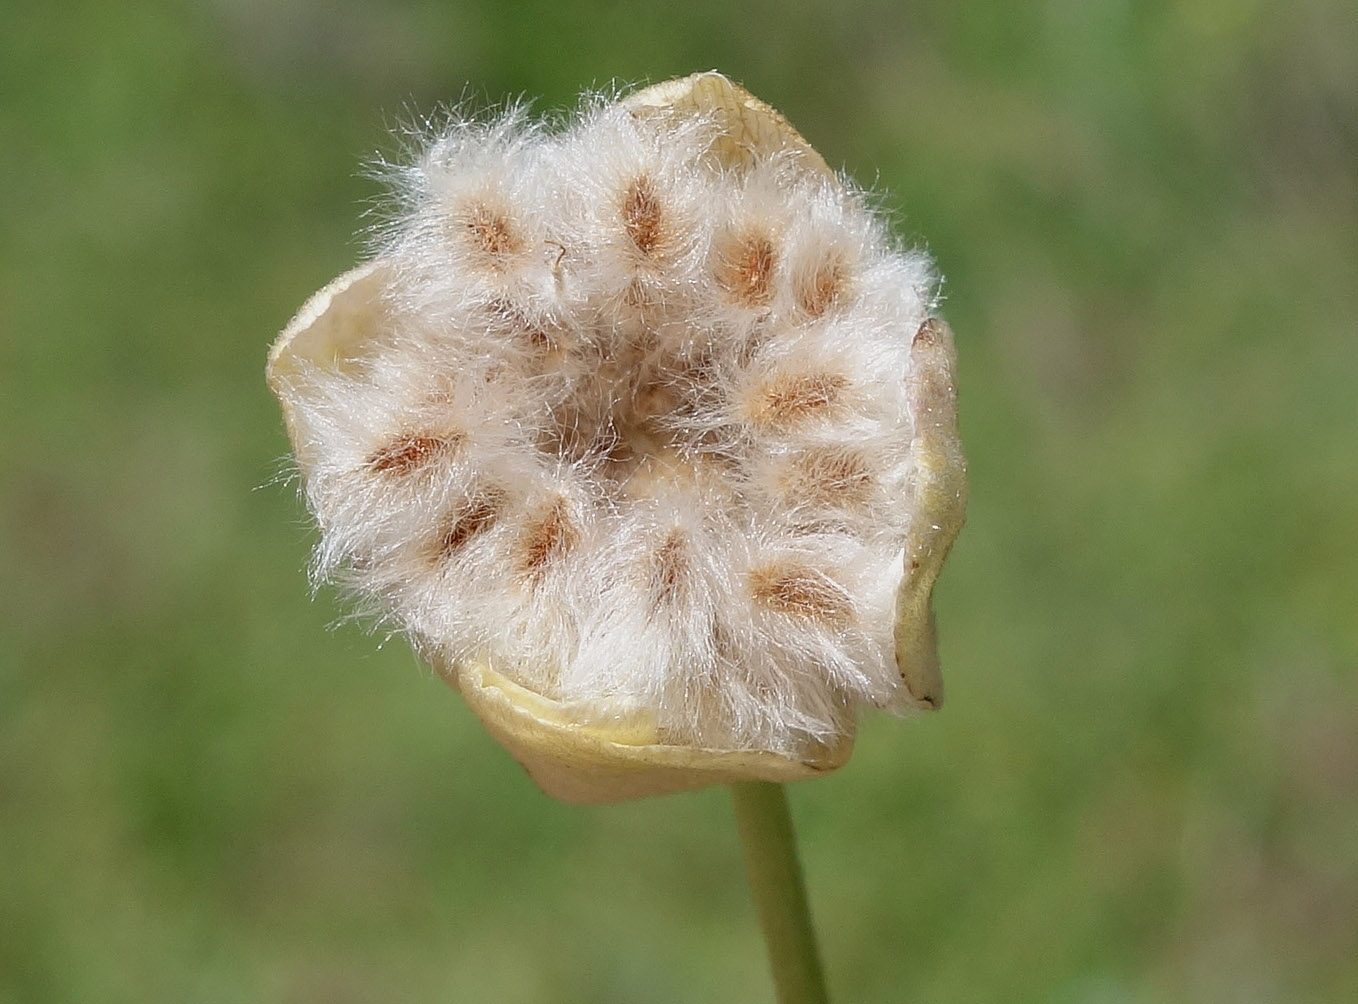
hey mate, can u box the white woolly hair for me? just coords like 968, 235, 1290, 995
279, 89, 939, 756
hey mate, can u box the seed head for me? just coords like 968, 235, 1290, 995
268, 73, 966, 801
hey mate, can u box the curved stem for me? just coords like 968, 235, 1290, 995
729, 782, 831, 1004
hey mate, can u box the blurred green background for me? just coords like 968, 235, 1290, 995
3, 1, 1355, 1000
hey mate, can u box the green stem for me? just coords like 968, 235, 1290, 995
729, 782, 831, 1004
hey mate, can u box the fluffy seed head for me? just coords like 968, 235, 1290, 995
269, 73, 964, 786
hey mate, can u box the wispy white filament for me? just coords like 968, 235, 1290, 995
276, 91, 940, 755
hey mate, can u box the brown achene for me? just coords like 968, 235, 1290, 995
797, 257, 846, 316
749, 562, 853, 626
438, 491, 504, 558
367, 433, 462, 476
622, 176, 664, 257
786, 448, 874, 507
720, 231, 776, 306
750, 372, 848, 427
520, 496, 580, 579
649, 528, 688, 607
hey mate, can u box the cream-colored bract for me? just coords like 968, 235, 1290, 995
268, 72, 965, 803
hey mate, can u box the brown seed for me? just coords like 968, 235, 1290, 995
437, 490, 504, 559
519, 496, 579, 579
786, 449, 873, 507
465, 204, 521, 257
650, 528, 687, 608
366, 433, 462, 476
748, 371, 847, 427
718, 231, 776, 307
797, 256, 846, 316
749, 561, 853, 626
622, 176, 664, 256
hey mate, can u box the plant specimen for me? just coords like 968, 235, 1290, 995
269, 72, 965, 1001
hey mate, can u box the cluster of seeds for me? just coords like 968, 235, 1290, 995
278, 93, 939, 755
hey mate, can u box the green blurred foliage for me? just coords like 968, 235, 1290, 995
3, 1, 1355, 1001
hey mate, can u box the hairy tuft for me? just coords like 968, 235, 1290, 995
278, 85, 940, 755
